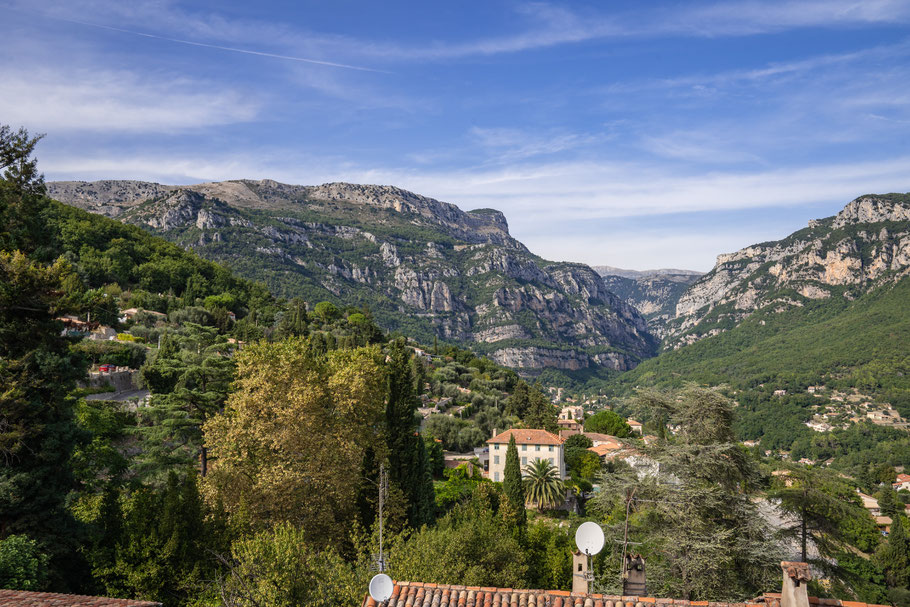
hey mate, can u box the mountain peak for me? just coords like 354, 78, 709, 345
832, 193, 910, 229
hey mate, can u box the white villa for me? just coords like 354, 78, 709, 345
487, 429, 566, 482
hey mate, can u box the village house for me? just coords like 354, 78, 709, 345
893, 473, 910, 492
486, 429, 565, 482
87, 325, 118, 341
556, 418, 583, 434
876, 516, 894, 534
119, 307, 167, 323
627, 419, 643, 434
805, 420, 833, 433
559, 404, 584, 421
858, 491, 881, 517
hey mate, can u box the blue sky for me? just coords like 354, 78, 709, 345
2, 1, 910, 271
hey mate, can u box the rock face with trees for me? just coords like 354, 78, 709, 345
594, 267, 703, 338
664, 193, 910, 348
47, 179, 658, 375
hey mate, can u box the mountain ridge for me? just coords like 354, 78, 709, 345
48, 179, 658, 374
665, 192, 910, 348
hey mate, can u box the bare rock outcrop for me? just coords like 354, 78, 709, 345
665, 193, 910, 348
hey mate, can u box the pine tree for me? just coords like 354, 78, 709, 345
503, 435, 527, 534
881, 488, 900, 519
771, 466, 861, 564
878, 514, 910, 589
0, 252, 88, 589
277, 297, 308, 338
136, 327, 234, 480
521, 383, 559, 433
611, 386, 780, 600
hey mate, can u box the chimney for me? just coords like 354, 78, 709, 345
780, 562, 811, 607
572, 550, 589, 594
622, 554, 646, 597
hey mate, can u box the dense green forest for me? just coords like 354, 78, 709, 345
3, 126, 910, 607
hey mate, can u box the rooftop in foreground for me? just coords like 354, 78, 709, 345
361, 581, 889, 607
0, 589, 161, 606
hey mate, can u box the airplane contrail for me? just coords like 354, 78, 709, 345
7, 6, 390, 74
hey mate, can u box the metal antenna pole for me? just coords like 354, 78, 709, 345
620, 487, 636, 590
378, 462, 386, 573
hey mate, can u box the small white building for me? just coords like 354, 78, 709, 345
487, 429, 566, 482
559, 405, 584, 421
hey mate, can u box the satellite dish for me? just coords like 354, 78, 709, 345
575, 521, 605, 555
369, 573, 394, 603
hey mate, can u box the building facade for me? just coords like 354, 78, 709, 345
487, 429, 566, 481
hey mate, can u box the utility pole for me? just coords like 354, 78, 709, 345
378, 462, 386, 572
620, 487, 637, 588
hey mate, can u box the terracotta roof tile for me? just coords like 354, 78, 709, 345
488, 429, 564, 446
362, 583, 891, 607
0, 590, 161, 606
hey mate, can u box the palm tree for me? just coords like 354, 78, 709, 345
523, 459, 565, 511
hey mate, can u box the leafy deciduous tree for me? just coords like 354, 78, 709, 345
202, 339, 386, 548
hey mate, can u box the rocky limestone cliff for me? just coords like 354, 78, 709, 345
665, 193, 910, 348
593, 267, 703, 338
48, 179, 657, 372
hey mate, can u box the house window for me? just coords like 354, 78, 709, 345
493, 455, 500, 465
536, 445, 540, 451
549, 445, 554, 452
522, 445, 527, 451
494, 471, 500, 482
494, 444, 499, 450
522, 457, 527, 466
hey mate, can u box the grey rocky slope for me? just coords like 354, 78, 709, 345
664, 193, 910, 349
48, 179, 658, 373
592, 267, 703, 338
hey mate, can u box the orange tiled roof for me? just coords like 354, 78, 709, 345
488, 429, 563, 446
582, 432, 619, 442
362, 582, 890, 607
589, 443, 623, 456
0, 589, 161, 606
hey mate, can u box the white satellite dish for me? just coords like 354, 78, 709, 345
575, 521, 605, 555
369, 573, 394, 603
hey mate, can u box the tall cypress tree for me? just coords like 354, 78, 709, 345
503, 435, 526, 534
385, 339, 435, 527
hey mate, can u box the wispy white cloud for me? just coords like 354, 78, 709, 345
681, 0, 910, 35
14, 0, 910, 69
605, 39, 910, 96
0, 66, 260, 132
468, 126, 601, 163
638, 132, 763, 164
